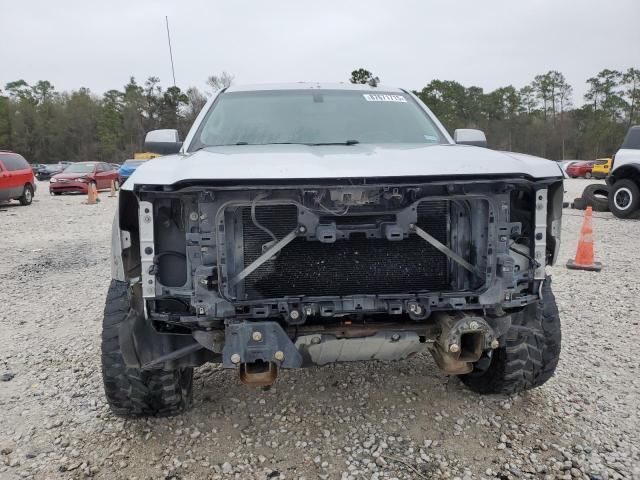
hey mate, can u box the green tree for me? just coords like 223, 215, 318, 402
98, 89, 125, 161
585, 69, 624, 118
183, 86, 208, 135
349, 68, 374, 85
415, 80, 467, 130
159, 86, 188, 130
0, 94, 11, 148
622, 68, 640, 126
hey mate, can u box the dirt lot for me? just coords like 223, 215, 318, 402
0, 179, 638, 480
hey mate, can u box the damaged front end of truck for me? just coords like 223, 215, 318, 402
111, 175, 563, 387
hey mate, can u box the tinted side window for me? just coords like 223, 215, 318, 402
0, 154, 29, 171
621, 126, 640, 150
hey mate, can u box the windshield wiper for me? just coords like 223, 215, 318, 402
256, 141, 361, 146
199, 140, 361, 148
307, 140, 360, 146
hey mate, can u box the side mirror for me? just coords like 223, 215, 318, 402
144, 129, 183, 155
454, 129, 487, 148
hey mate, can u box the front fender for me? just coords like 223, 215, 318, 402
608, 163, 640, 185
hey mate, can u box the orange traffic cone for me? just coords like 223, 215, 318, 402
109, 180, 117, 197
566, 206, 602, 271
85, 183, 99, 205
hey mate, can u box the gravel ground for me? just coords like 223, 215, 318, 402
0, 179, 638, 480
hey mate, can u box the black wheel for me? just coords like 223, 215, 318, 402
101, 280, 193, 417
459, 277, 561, 394
581, 184, 610, 212
609, 179, 640, 218
18, 184, 34, 205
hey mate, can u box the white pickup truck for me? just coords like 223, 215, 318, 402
103, 83, 564, 416
607, 126, 640, 218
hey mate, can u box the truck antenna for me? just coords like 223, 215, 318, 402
165, 16, 177, 87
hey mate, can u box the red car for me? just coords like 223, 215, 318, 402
0, 151, 36, 206
566, 161, 595, 178
49, 161, 119, 195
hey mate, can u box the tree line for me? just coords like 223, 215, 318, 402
0, 68, 637, 164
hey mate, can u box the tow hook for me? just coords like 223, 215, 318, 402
222, 321, 302, 387
429, 312, 496, 374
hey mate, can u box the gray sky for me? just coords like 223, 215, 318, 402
3, 0, 639, 103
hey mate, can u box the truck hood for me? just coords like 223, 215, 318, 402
123, 143, 562, 190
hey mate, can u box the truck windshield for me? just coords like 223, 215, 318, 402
191, 89, 447, 149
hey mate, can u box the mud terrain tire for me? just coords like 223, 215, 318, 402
101, 280, 193, 417
459, 277, 561, 394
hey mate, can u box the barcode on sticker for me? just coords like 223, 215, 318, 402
363, 94, 407, 103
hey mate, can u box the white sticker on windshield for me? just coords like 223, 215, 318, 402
363, 94, 407, 103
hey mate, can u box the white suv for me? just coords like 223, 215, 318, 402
608, 126, 640, 218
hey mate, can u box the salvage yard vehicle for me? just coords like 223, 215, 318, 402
566, 161, 594, 178
103, 83, 564, 416
607, 125, 640, 218
36, 164, 64, 181
49, 161, 118, 195
591, 158, 612, 179
0, 151, 36, 206
117, 159, 147, 185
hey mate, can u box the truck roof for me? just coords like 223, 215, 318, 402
226, 82, 404, 93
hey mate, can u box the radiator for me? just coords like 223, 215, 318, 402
240, 202, 450, 299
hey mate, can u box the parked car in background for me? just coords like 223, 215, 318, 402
591, 158, 612, 179
566, 161, 595, 178
556, 160, 574, 178
36, 164, 65, 181
49, 161, 118, 195
607, 125, 640, 217
0, 151, 36, 205
117, 159, 147, 184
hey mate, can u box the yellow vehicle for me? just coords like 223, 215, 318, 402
591, 158, 612, 179
133, 152, 161, 160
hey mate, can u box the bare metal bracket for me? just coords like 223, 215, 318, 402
138, 200, 156, 299
412, 225, 480, 277
229, 228, 300, 287
533, 189, 548, 280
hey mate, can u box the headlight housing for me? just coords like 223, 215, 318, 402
50, 178, 57, 183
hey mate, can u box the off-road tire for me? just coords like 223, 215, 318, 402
609, 179, 640, 218
101, 280, 193, 417
19, 184, 34, 205
581, 184, 610, 212
459, 277, 561, 394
